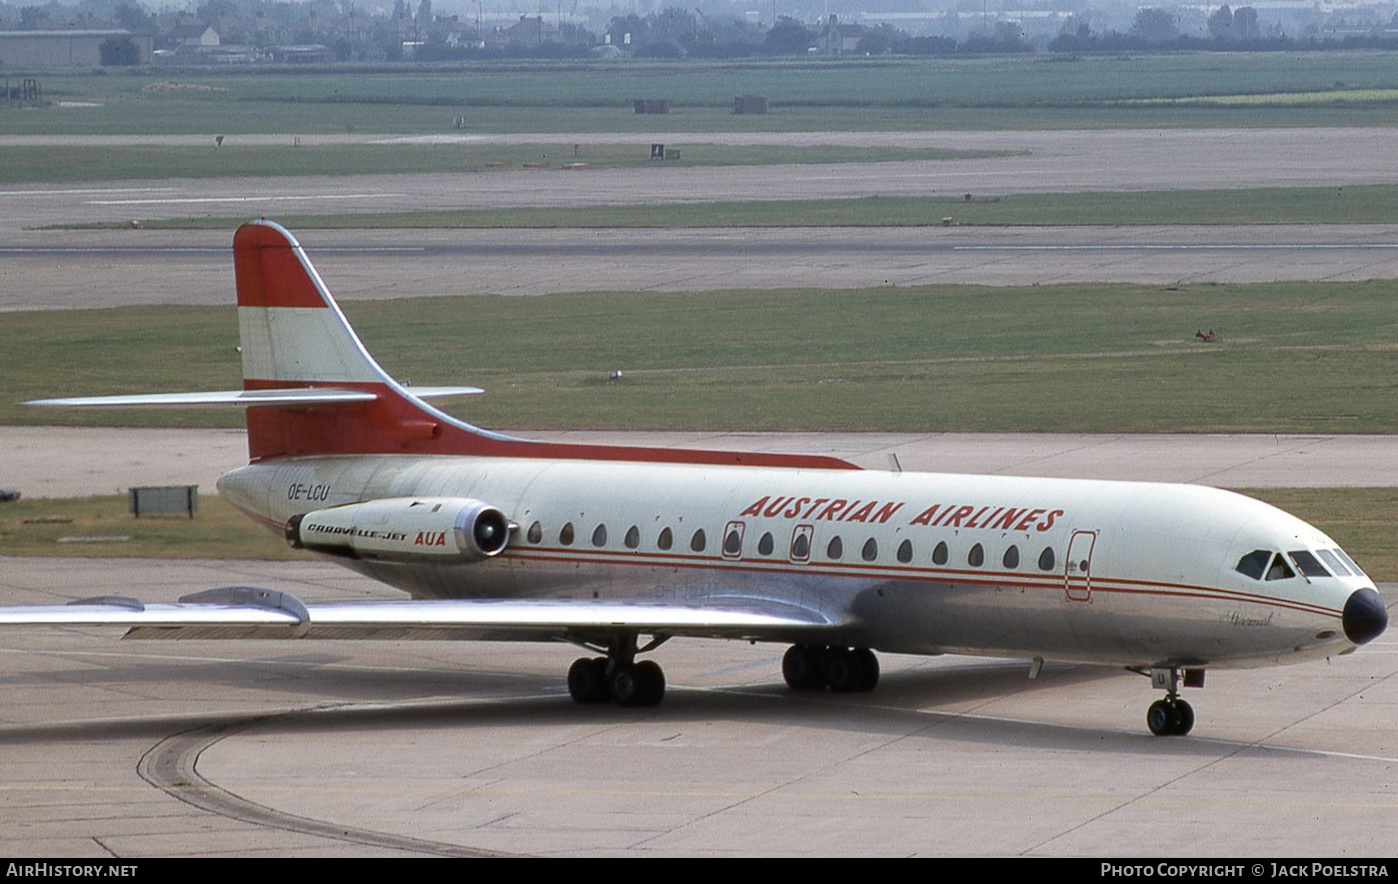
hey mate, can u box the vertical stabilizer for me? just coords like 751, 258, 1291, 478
234, 220, 480, 460
231, 220, 858, 470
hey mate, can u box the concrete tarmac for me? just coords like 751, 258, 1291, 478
1, 554, 1395, 857
9, 225, 1398, 310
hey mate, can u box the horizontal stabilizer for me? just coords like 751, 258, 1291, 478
0, 589, 845, 644
23, 386, 481, 409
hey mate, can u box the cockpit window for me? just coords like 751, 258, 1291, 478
1316, 549, 1351, 576
1335, 548, 1365, 577
1289, 550, 1331, 578
1265, 554, 1295, 581
1236, 550, 1270, 580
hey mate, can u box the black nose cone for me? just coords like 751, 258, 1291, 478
1343, 587, 1388, 646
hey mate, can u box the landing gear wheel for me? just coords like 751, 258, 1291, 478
851, 647, 880, 692
1147, 699, 1175, 736
782, 645, 827, 690
1147, 698, 1194, 736
611, 660, 665, 707
568, 657, 611, 704
1172, 699, 1195, 736
825, 647, 879, 693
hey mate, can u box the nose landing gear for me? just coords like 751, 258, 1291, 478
1141, 666, 1201, 736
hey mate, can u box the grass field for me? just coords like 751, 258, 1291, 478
0, 142, 1017, 184
12, 52, 1398, 138
0, 494, 295, 560
9, 281, 1398, 435
67, 185, 1398, 230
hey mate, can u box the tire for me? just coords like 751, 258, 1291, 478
825, 648, 867, 693
612, 660, 665, 707
782, 645, 826, 690
567, 657, 610, 704
1147, 699, 1184, 736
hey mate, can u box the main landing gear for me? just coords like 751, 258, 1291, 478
1140, 666, 1202, 736
782, 644, 880, 693
566, 640, 882, 707
567, 633, 667, 707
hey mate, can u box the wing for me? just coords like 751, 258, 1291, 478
0, 587, 846, 644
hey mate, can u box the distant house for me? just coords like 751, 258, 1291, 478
504, 15, 557, 47
816, 15, 864, 55
0, 29, 152, 66
168, 22, 220, 47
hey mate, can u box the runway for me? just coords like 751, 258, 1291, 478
7, 225, 1398, 310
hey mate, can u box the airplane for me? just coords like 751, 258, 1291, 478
7, 219, 1389, 737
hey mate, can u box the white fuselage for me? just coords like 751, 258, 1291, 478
219, 454, 1368, 670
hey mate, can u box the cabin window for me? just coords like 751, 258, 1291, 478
690, 529, 707, 552
827, 536, 844, 560
1265, 553, 1295, 581
1236, 550, 1269, 580
724, 529, 742, 555
862, 538, 878, 562
1317, 548, 1351, 576
932, 541, 949, 566
592, 524, 608, 547
526, 521, 542, 544
758, 532, 775, 556
624, 525, 640, 549
560, 522, 575, 546
1038, 547, 1055, 571
897, 539, 913, 564
968, 543, 985, 567
1003, 545, 1020, 569
658, 527, 673, 551
1289, 550, 1330, 578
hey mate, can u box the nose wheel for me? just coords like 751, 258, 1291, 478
1146, 697, 1195, 736
1140, 666, 1199, 736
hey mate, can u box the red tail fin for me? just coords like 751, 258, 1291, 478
233, 220, 858, 470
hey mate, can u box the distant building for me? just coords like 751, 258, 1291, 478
167, 22, 220, 48
816, 15, 864, 55
0, 29, 152, 66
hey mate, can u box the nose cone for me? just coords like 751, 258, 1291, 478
1343, 587, 1389, 646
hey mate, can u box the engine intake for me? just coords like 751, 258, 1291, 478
286, 497, 512, 562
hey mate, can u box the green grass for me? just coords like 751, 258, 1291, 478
0, 142, 1015, 184
5, 488, 1394, 579
66, 185, 1398, 230
16, 53, 1398, 137
0, 494, 294, 560
1244, 488, 1398, 581
9, 281, 1398, 435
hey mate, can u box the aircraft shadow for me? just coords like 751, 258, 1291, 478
0, 654, 1221, 755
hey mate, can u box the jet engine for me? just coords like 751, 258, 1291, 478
286, 497, 512, 562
